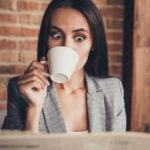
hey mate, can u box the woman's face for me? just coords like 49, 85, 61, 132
48, 7, 93, 73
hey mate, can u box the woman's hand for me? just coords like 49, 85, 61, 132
18, 57, 49, 110
17, 57, 49, 132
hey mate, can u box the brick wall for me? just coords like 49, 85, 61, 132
0, 0, 124, 110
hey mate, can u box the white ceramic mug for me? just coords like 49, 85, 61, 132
42, 46, 79, 83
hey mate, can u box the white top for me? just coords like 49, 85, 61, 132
67, 129, 89, 134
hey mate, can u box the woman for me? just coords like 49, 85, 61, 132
2, 0, 126, 133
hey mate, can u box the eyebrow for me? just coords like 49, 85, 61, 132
50, 26, 89, 33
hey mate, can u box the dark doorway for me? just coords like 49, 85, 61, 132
123, 0, 134, 131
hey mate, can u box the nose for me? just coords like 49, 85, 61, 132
62, 37, 74, 49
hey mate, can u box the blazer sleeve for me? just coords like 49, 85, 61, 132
112, 79, 127, 131
1, 77, 27, 130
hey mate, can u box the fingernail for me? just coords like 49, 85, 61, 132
47, 81, 50, 86
40, 60, 47, 65
40, 57, 46, 61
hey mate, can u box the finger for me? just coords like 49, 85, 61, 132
19, 80, 44, 92
19, 69, 49, 87
25, 60, 47, 74
40, 60, 47, 65
40, 57, 48, 73
22, 67, 49, 85
40, 57, 46, 61
36, 68, 50, 85
18, 75, 45, 89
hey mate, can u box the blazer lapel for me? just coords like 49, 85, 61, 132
85, 73, 106, 132
42, 82, 66, 133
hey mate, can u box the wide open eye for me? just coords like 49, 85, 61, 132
74, 35, 86, 42
49, 31, 63, 40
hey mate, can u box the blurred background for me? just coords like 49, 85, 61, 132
0, 0, 149, 132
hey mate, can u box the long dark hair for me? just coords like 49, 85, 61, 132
37, 0, 109, 77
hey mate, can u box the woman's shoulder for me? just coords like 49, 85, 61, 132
98, 76, 123, 90
96, 76, 122, 84
86, 74, 125, 110
7, 76, 21, 97
7, 76, 27, 106
86, 73, 123, 93
96, 76, 123, 95
7, 76, 20, 89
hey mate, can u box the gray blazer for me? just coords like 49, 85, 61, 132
2, 73, 126, 133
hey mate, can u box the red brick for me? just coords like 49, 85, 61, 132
40, 2, 49, 11
0, 39, 17, 50
108, 43, 123, 52
106, 19, 123, 29
19, 40, 37, 51
109, 65, 122, 74
0, 77, 9, 88
107, 0, 123, 5
106, 31, 123, 41
0, 26, 39, 37
20, 28, 39, 37
0, 65, 26, 75
0, 50, 18, 62
0, 0, 15, 10
31, 15, 42, 25
19, 14, 42, 25
101, 7, 124, 18
0, 88, 7, 100
19, 50, 37, 63
19, 14, 30, 24
0, 66, 14, 74
93, 0, 107, 8
0, 26, 19, 37
0, 13, 17, 23
0, 101, 7, 110
109, 54, 123, 63
13, 65, 27, 74
17, 1, 39, 11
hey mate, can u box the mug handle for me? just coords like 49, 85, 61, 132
40, 60, 50, 78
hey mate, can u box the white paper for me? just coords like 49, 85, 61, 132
0, 131, 149, 150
